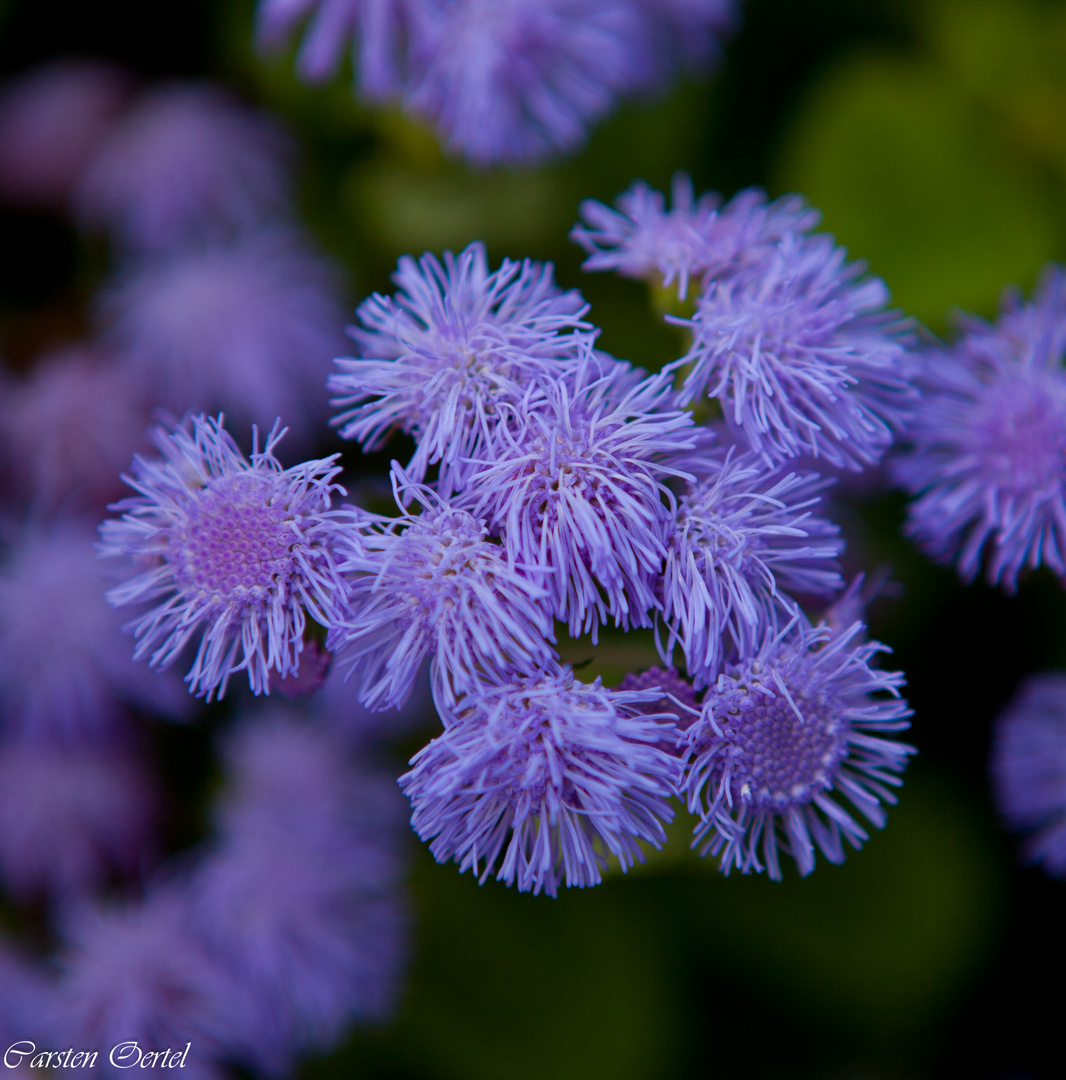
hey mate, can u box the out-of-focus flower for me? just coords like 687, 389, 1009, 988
0, 522, 189, 745
75, 84, 293, 253
465, 357, 696, 641
573, 176, 816, 301
100, 232, 346, 447
401, 669, 680, 895
0, 345, 149, 517
0, 59, 133, 208
187, 712, 409, 1076
255, 0, 432, 99
991, 673, 1066, 877
0, 744, 157, 903
330, 241, 589, 496
893, 266, 1066, 592
329, 469, 557, 710
405, 0, 651, 166
659, 448, 842, 685
99, 416, 348, 701
631, 0, 737, 79
47, 895, 241, 1079
668, 233, 915, 470
684, 619, 914, 879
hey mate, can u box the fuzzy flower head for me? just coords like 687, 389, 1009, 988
187, 712, 409, 1074
991, 673, 1066, 877
631, 0, 737, 77
684, 619, 914, 879
255, 0, 431, 99
573, 176, 818, 301
99, 416, 347, 701
47, 895, 240, 1079
400, 670, 681, 896
0, 745, 157, 904
668, 233, 915, 470
892, 267, 1066, 592
330, 241, 589, 496
0, 345, 149, 517
467, 357, 696, 641
0, 59, 133, 208
660, 448, 842, 685
328, 469, 557, 710
75, 84, 292, 253
404, 0, 649, 166
0, 523, 189, 745
100, 232, 346, 448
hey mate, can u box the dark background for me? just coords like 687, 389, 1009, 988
2, 0, 1066, 1076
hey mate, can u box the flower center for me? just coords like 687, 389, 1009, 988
718, 676, 847, 808
172, 475, 295, 608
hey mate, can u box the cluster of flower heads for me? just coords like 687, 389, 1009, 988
0, 64, 407, 1072
255, 0, 738, 164
88, 160, 925, 897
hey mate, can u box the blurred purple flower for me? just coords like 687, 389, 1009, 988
684, 619, 914, 879
99, 416, 348, 701
328, 468, 557, 710
573, 175, 816, 301
401, 669, 680, 895
892, 266, 1066, 592
466, 357, 695, 641
75, 84, 293, 253
0, 59, 133, 209
659, 448, 842, 685
404, 0, 650, 166
100, 231, 347, 447
0, 345, 149, 517
631, 0, 737, 78
0, 744, 157, 904
330, 241, 589, 496
47, 895, 240, 1079
187, 711, 409, 1074
255, 0, 432, 99
991, 673, 1066, 877
668, 233, 915, 470
0, 522, 189, 745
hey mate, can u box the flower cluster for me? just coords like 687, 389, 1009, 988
256, 0, 738, 164
324, 236, 915, 887
0, 62, 406, 1072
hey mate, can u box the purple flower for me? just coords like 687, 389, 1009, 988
329, 241, 590, 496
328, 469, 557, 710
75, 84, 293, 253
0, 345, 149, 517
667, 233, 915, 470
659, 448, 842, 685
631, 0, 737, 78
187, 711, 409, 1075
573, 176, 817, 301
991, 673, 1066, 876
255, 0, 431, 99
465, 357, 696, 641
0, 59, 133, 209
100, 231, 347, 448
684, 619, 914, 879
99, 416, 348, 701
892, 266, 1066, 591
47, 895, 240, 1079
0, 523, 189, 745
404, 0, 650, 166
400, 669, 681, 896
0, 744, 157, 904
